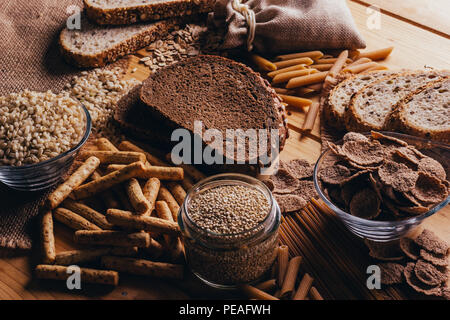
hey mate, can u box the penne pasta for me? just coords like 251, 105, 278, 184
286, 71, 328, 89
274, 57, 314, 69
275, 50, 324, 61
278, 94, 312, 108
357, 47, 394, 61
272, 69, 316, 84
267, 64, 305, 78
251, 54, 277, 71
277, 245, 289, 287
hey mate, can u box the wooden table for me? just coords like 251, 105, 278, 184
0, 0, 449, 300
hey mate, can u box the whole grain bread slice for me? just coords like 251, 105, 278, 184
387, 77, 450, 142
345, 70, 448, 132
84, 0, 215, 25
59, 16, 178, 67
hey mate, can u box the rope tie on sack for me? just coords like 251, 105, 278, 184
231, 0, 256, 51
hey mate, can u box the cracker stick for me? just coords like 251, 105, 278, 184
275, 50, 323, 61
40, 209, 55, 264
155, 201, 174, 222
72, 161, 146, 199
101, 256, 184, 279
96, 137, 119, 152
165, 182, 186, 205
286, 71, 328, 89
157, 186, 180, 221
136, 166, 184, 181
143, 238, 165, 259
302, 101, 320, 133
113, 184, 134, 211
78, 150, 146, 164
346, 57, 372, 67
35, 265, 119, 286
273, 57, 313, 69
277, 245, 289, 287
118, 140, 169, 167
53, 207, 101, 231
166, 153, 206, 182
61, 199, 114, 229
278, 94, 312, 108
91, 171, 120, 209
74, 230, 151, 247
357, 46, 393, 61
342, 61, 378, 74
267, 64, 305, 78
315, 57, 352, 64
106, 209, 181, 236
46, 156, 100, 208
280, 256, 302, 298
251, 54, 277, 71
125, 178, 151, 214
309, 286, 324, 300
109, 246, 139, 257
255, 279, 277, 293
155, 201, 183, 261
240, 284, 279, 300
272, 69, 316, 85
327, 50, 349, 78
180, 177, 194, 191
105, 164, 125, 173
169, 238, 185, 263
293, 273, 314, 300
55, 248, 110, 265
142, 177, 160, 214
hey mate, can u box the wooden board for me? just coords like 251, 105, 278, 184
0, 0, 449, 300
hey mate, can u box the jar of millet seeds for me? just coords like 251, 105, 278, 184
178, 173, 281, 289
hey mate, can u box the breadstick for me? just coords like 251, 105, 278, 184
61, 199, 114, 229
125, 178, 151, 214
96, 137, 119, 152
53, 207, 101, 231
272, 69, 317, 85
315, 57, 352, 64
46, 156, 100, 208
113, 185, 134, 211
101, 256, 184, 280
293, 273, 314, 300
72, 161, 146, 199
310, 64, 334, 71
55, 248, 110, 265
275, 50, 324, 61
157, 186, 180, 221
273, 57, 313, 69
169, 238, 185, 263
327, 50, 349, 78
357, 46, 394, 61
143, 238, 165, 259
136, 166, 184, 181
277, 245, 289, 287
155, 201, 174, 222
302, 101, 320, 132
78, 150, 146, 165
35, 264, 119, 286
142, 177, 160, 214
346, 57, 372, 67
106, 209, 181, 236
240, 284, 279, 300
74, 230, 151, 248
109, 246, 139, 257
278, 94, 312, 108
342, 61, 379, 73
267, 64, 305, 78
365, 64, 389, 72
40, 209, 55, 264
118, 141, 169, 167
91, 171, 120, 209
165, 182, 186, 205
286, 71, 328, 89
255, 279, 277, 293
180, 177, 194, 191
251, 54, 277, 71
166, 153, 206, 182
309, 286, 324, 300
280, 256, 302, 298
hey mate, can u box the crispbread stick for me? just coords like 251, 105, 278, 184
78, 150, 146, 165
251, 54, 277, 71
267, 64, 305, 78
74, 230, 150, 248
157, 186, 180, 221
277, 245, 289, 287
169, 238, 184, 263
40, 209, 55, 264
53, 207, 101, 231
275, 50, 323, 61
101, 256, 184, 279
118, 141, 169, 167
272, 69, 316, 85
286, 71, 328, 89
35, 264, 119, 286
143, 238, 165, 259
125, 178, 151, 214
113, 185, 134, 211
166, 153, 206, 182
91, 171, 120, 209
273, 57, 313, 69
105, 164, 125, 173
346, 57, 372, 67
72, 161, 146, 199
165, 182, 186, 205
278, 94, 312, 108
342, 61, 378, 73
106, 209, 181, 236
327, 50, 349, 78
110, 246, 139, 257
357, 46, 393, 61
240, 284, 279, 300
142, 177, 160, 214
310, 64, 334, 71
61, 199, 114, 230
137, 166, 184, 181
315, 57, 352, 64
365, 65, 389, 72
180, 177, 194, 191
155, 201, 183, 261
293, 273, 314, 300
155, 201, 174, 222
255, 279, 277, 293
309, 286, 324, 300
46, 156, 100, 209
302, 101, 320, 132
55, 248, 110, 265
96, 137, 119, 152
280, 256, 302, 298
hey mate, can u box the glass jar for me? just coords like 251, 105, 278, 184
178, 173, 281, 289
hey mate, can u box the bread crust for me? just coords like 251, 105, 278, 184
84, 0, 215, 25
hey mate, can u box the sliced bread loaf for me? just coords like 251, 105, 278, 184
324, 70, 393, 129
84, 0, 215, 25
139, 55, 288, 164
387, 78, 450, 142
345, 70, 448, 132
59, 17, 178, 67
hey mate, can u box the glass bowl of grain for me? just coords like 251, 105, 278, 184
178, 173, 281, 289
0, 90, 91, 191
313, 131, 450, 242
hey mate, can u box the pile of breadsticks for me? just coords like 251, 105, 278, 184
36, 137, 206, 287
251, 47, 394, 134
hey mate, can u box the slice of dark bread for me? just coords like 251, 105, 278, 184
137, 55, 288, 166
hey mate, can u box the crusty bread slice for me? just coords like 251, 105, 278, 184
324, 70, 393, 129
84, 0, 214, 25
387, 77, 450, 142
59, 17, 177, 67
345, 70, 448, 132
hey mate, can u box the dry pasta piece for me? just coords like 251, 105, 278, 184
293, 273, 314, 300
255, 279, 277, 293
286, 72, 328, 89
267, 64, 306, 78
357, 47, 394, 61
343, 62, 379, 73
277, 245, 289, 287
280, 256, 302, 298
275, 50, 323, 61
309, 286, 324, 300
274, 57, 314, 69
278, 94, 312, 108
272, 69, 316, 84
240, 284, 279, 300
251, 54, 277, 71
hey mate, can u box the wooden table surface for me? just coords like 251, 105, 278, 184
0, 0, 449, 300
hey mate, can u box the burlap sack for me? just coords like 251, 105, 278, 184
210, 0, 366, 53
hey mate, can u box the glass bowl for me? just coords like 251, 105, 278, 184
0, 104, 91, 191
313, 132, 450, 242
